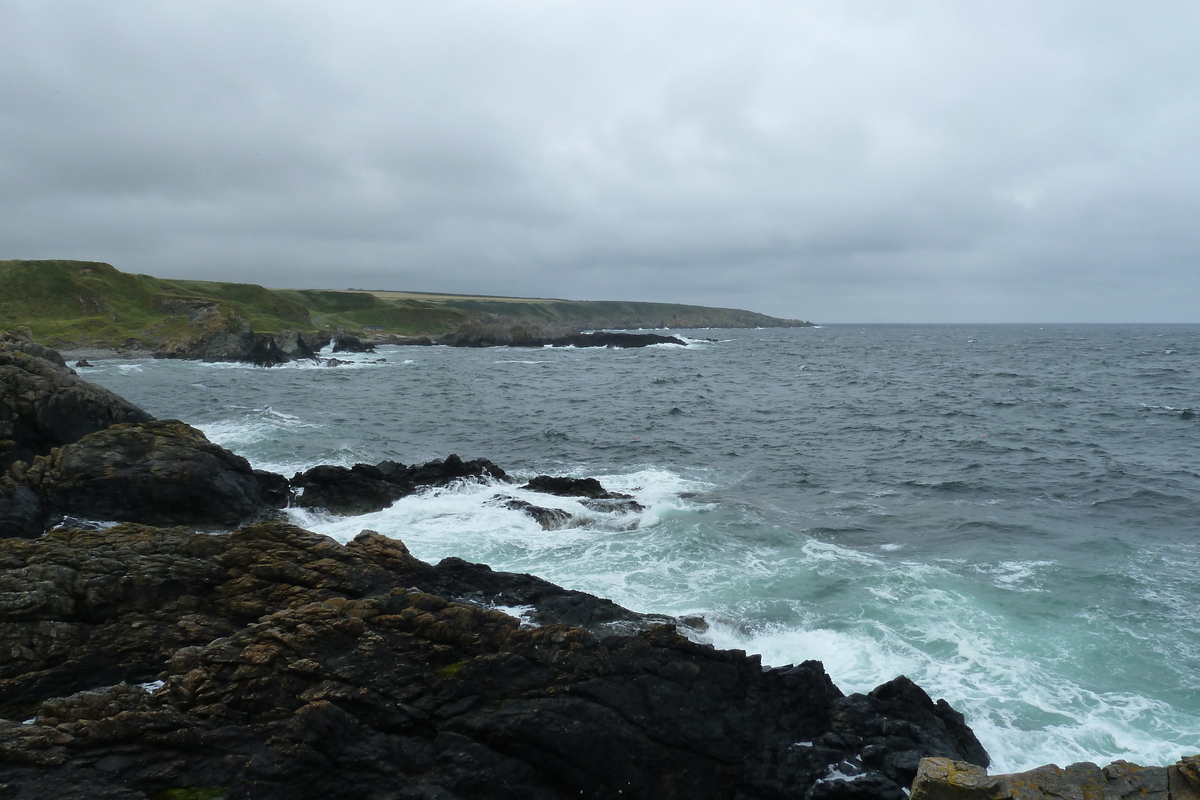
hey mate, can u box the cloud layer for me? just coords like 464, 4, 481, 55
3, 1, 1198, 321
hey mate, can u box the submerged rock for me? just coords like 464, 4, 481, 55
489, 494, 574, 529
0, 522, 988, 799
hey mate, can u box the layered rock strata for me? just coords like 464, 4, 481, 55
0, 420, 288, 537
0, 522, 989, 799
911, 755, 1200, 800
0, 339, 153, 470
291, 456, 510, 516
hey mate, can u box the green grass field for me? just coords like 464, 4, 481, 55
0, 260, 810, 348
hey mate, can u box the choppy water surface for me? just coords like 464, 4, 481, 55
85, 324, 1200, 771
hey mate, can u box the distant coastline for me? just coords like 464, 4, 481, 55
0, 259, 813, 353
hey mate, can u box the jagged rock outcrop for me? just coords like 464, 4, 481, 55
0, 330, 69, 369
444, 320, 686, 348
0, 420, 287, 538
154, 309, 323, 367
911, 754, 1200, 800
291, 455, 510, 515
331, 334, 375, 353
0, 522, 989, 799
490, 494, 574, 529
523, 475, 646, 514
0, 338, 153, 470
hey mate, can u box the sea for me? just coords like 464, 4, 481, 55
77, 324, 1200, 773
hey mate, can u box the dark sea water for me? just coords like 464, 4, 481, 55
81, 324, 1200, 771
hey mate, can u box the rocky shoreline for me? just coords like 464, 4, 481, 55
1, 331, 1193, 799
145, 317, 688, 368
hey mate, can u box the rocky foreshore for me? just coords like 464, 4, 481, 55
0, 331, 1191, 799
151, 320, 686, 368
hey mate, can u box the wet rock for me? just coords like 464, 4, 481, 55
490, 494, 573, 530
0, 522, 988, 799
73, 359, 92, 368
5, 420, 286, 535
0, 343, 153, 470
521, 475, 646, 514
155, 310, 323, 367
331, 334, 375, 353
290, 463, 407, 515
828, 676, 990, 789
292, 455, 510, 516
445, 321, 686, 349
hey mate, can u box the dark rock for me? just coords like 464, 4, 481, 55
827, 675, 990, 790
1181, 408, 1195, 420
0, 522, 988, 799
565, 331, 686, 348
0, 330, 69, 369
445, 321, 687, 349
0, 480, 45, 539
523, 475, 620, 499
291, 463, 407, 515
155, 311, 323, 367
254, 469, 294, 509
292, 455, 510, 516
246, 333, 288, 367
1, 343, 153, 470
399, 453, 509, 487
5, 420, 287, 535
331, 334, 376, 353
73, 359, 93, 367
490, 494, 573, 530
521, 475, 645, 513
580, 496, 646, 514
276, 330, 322, 360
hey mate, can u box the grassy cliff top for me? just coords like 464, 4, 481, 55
0, 260, 811, 349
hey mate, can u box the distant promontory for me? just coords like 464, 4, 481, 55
0, 259, 813, 354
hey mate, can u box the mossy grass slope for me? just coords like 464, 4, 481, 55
1, 259, 809, 349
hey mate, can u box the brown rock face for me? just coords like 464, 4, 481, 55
911, 756, 1200, 800
0, 343, 153, 470
0, 522, 989, 800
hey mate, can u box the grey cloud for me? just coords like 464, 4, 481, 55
2, 0, 1199, 321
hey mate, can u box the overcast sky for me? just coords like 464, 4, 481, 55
3, 1, 1198, 322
